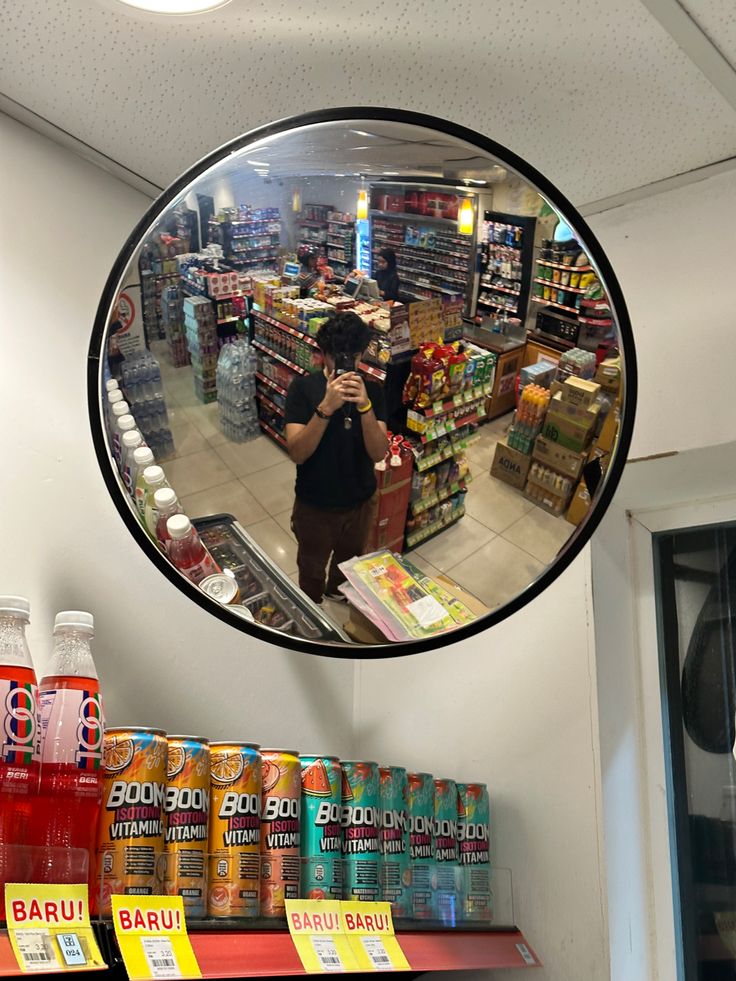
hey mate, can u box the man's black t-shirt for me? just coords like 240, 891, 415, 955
285, 371, 386, 509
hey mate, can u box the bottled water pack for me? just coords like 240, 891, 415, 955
121, 351, 175, 458
216, 339, 259, 443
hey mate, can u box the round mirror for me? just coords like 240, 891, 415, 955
88, 108, 636, 656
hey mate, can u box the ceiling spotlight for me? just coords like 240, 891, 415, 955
115, 0, 232, 12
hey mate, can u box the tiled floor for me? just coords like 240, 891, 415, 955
154, 344, 574, 625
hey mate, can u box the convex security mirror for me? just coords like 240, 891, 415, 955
88, 108, 636, 656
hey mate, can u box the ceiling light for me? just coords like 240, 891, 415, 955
457, 199, 474, 235
356, 189, 368, 220
115, 0, 232, 12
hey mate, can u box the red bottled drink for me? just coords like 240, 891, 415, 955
0, 597, 41, 919
32, 612, 104, 891
167, 514, 220, 584
154, 487, 183, 555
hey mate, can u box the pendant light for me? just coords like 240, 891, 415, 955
292, 188, 302, 213
356, 189, 368, 221
458, 198, 474, 235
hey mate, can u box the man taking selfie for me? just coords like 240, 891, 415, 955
285, 311, 388, 605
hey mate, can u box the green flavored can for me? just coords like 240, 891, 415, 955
433, 777, 460, 925
341, 761, 381, 902
457, 782, 491, 921
300, 755, 343, 900
379, 766, 411, 918
408, 772, 435, 919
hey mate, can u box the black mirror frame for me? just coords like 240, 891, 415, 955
87, 106, 637, 660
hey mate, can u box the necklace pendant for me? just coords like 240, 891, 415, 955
344, 416, 352, 430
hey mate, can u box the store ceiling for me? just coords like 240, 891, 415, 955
1, 0, 736, 206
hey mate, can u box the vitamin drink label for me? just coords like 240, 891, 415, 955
434, 779, 460, 922
300, 756, 342, 900
260, 752, 301, 916
0, 677, 41, 767
208, 744, 261, 918
408, 773, 435, 918
341, 762, 381, 902
38, 687, 104, 771
181, 553, 219, 586
457, 783, 491, 921
164, 739, 210, 918
379, 766, 410, 917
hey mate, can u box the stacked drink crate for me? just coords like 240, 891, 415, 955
183, 295, 218, 403
160, 284, 190, 368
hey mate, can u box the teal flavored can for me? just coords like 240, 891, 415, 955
300, 755, 343, 900
457, 782, 491, 921
433, 777, 460, 925
408, 772, 435, 919
379, 766, 411, 918
341, 761, 381, 902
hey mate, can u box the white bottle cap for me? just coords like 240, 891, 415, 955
54, 611, 94, 634
108, 390, 124, 405
105, 379, 119, 393
133, 447, 155, 466
111, 402, 130, 418
0, 596, 30, 619
118, 416, 136, 433
142, 465, 165, 486
122, 430, 143, 449
167, 514, 192, 539
154, 487, 177, 510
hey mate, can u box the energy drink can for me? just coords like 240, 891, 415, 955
341, 761, 381, 902
208, 742, 262, 919
300, 755, 343, 899
408, 772, 435, 919
434, 778, 460, 924
96, 727, 167, 915
457, 783, 491, 921
260, 749, 301, 917
164, 736, 210, 919
379, 765, 411, 917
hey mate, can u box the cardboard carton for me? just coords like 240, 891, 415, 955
543, 412, 594, 453
491, 440, 532, 490
562, 377, 600, 407
532, 435, 586, 480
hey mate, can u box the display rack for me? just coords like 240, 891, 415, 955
297, 204, 333, 256
326, 211, 355, 277
475, 211, 536, 322
252, 310, 315, 446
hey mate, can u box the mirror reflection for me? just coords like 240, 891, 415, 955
98, 116, 627, 648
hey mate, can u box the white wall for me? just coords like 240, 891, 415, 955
0, 112, 356, 757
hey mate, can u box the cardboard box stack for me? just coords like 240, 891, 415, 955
183, 295, 218, 403
365, 447, 414, 553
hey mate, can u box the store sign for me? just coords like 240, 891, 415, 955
4, 883, 106, 973
285, 899, 409, 973
111, 896, 201, 980
114, 285, 146, 357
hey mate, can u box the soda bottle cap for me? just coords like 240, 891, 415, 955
142, 465, 165, 485
105, 379, 119, 393
54, 611, 94, 634
118, 415, 136, 432
154, 487, 177, 509
111, 402, 130, 418
122, 430, 142, 449
0, 596, 30, 619
167, 514, 192, 539
108, 390, 124, 404
133, 447, 154, 465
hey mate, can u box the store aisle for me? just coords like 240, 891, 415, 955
154, 343, 572, 617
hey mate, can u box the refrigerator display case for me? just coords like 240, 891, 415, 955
193, 514, 349, 643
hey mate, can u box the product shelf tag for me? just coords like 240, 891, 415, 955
285, 900, 358, 973
4, 884, 106, 974
341, 902, 410, 972
111, 896, 200, 980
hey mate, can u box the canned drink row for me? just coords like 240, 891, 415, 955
95, 730, 491, 922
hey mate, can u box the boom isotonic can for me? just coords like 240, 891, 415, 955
433, 777, 460, 924
341, 761, 381, 902
457, 782, 491, 921
379, 765, 410, 917
208, 742, 262, 918
96, 727, 167, 915
163, 736, 210, 919
300, 755, 343, 899
260, 749, 300, 917
408, 772, 435, 919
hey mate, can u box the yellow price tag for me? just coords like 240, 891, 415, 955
341, 902, 411, 972
5, 883, 106, 973
111, 896, 201, 980
285, 900, 359, 973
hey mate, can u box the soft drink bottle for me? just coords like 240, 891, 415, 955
154, 488, 183, 554
0, 597, 41, 918
142, 466, 170, 536
113, 414, 137, 467
106, 389, 125, 433
120, 429, 144, 488
34, 612, 104, 889
167, 515, 220, 584
130, 446, 155, 506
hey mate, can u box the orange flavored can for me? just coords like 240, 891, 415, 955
95, 727, 167, 915
208, 742, 262, 918
260, 749, 301, 917
164, 736, 210, 919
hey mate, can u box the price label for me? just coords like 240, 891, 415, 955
341, 902, 410, 972
516, 942, 537, 966
111, 896, 200, 981
285, 900, 359, 973
4, 884, 106, 974
432, 400, 444, 415
452, 394, 463, 407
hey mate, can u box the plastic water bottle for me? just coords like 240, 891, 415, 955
106, 389, 125, 433
131, 446, 155, 508
120, 429, 144, 486
0, 597, 41, 917
114, 415, 138, 468
142, 466, 170, 536
34, 611, 104, 886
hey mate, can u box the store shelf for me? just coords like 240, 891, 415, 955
406, 506, 466, 548
399, 276, 463, 297
232, 218, 276, 226
217, 316, 241, 325
255, 371, 289, 398
530, 297, 580, 315
358, 361, 387, 382
533, 277, 585, 294
298, 218, 329, 228
412, 477, 471, 515
253, 311, 320, 348
420, 411, 483, 445
256, 392, 285, 417
372, 210, 469, 234
536, 258, 591, 272
327, 218, 354, 226
372, 235, 471, 262
415, 434, 478, 472
259, 419, 287, 448
478, 298, 518, 312
397, 265, 466, 288
480, 281, 520, 296
252, 339, 310, 376
181, 280, 246, 303
416, 389, 488, 420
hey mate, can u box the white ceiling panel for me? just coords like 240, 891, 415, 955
681, 0, 736, 67
1, 0, 735, 204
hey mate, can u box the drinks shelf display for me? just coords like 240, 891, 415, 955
326, 211, 355, 276
208, 206, 282, 269
297, 203, 333, 256
475, 212, 536, 323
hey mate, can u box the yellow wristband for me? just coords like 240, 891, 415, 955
357, 400, 373, 414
